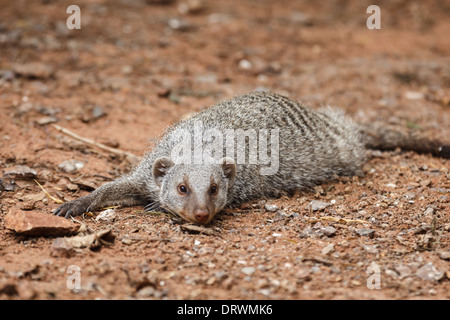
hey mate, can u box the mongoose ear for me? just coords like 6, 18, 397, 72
152, 157, 175, 187
220, 157, 236, 187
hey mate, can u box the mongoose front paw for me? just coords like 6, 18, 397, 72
53, 196, 94, 218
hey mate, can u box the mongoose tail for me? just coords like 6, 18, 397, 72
361, 123, 450, 159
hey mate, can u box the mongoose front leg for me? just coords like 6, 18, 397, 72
54, 176, 151, 218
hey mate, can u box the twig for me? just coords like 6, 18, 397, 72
303, 256, 333, 266
34, 179, 64, 204
318, 216, 368, 225
51, 124, 141, 163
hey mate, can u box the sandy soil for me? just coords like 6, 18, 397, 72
0, 0, 449, 300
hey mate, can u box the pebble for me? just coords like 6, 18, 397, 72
404, 91, 424, 100
167, 18, 192, 31
264, 203, 279, 212
95, 209, 116, 223
354, 228, 375, 238
238, 59, 252, 70
3, 165, 37, 179
438, 251, 450, 261
50, 238, 76, 258
241, 267, 256, 276
178, 0, 205, 14
423, 207, 434, 216
323, 226, 337, 237
13, 63, 54, 79
301, 225, 336, 238
58, 160, 84, 173
121, 237, 133, 245
92, 106, 106, 119
272, 233, 282, 237
362, 244, 378, 254
415, 262, 444, 281
307, 200, 330, 211
394, 265, 412, 279
0, 69, 15, 81
321, 243, 335, 255
274, 211, 293, 221
386, 183, 397, 188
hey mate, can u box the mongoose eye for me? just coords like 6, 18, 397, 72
178, 184, 188, 195
210, 184, 218, 196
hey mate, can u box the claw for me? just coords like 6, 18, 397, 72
64, 209, 73, 219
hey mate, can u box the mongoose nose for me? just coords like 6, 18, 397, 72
194, 208, 209, 222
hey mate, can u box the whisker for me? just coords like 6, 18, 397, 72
144, 202, 160, 212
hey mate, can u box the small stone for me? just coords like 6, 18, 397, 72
157, 87, 171, 97
416, 262, 444, 281
3, 165, 37, 179
321, 243, 334, 255
178, 0, 205, 14
301, 225, 336, 238
241, 267, 255, 276
238, 59, 252, 70
66, 183, 79, 192
121, 237, 133, 245
362, 244, 378, 254
50, 238, 75, 258
423, 207, 434, 216
386, 183, 397, 188
274, 211, 291, 221
13, 63, 54, 79
264, 203, 279, 212
20, 201, 36, 211
92, 106, 106, 119
404, 91, 424, 100
167, 18, 192, 31
296, 268, 311, 279
438, 251, 450, 261
355, 228, 375, 238
4, 209, 79, 236
307, 200, 330, 211
394, 265, 412, 279
95, 208, 116, 223
322, 226, 337, 237
58, 160, 84, 173
214, 271, 228, 282
272, 232, 282, 237
0, 69, 15, 81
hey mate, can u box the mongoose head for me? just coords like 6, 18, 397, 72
152, 157, 236, 225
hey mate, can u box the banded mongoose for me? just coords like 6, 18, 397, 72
54, 91, 449, 224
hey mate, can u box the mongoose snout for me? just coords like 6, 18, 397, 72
193, 208, 210, 223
